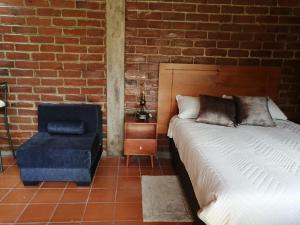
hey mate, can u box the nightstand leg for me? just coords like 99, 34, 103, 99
150, 155, 154, 168
126, 155, 129, 167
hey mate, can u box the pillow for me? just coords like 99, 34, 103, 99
268, 98, 287, 120
196, 95, 236, 127
0, 100, 6, 108
235, 96, 275, 127
47, 121, 85, 135
176, 95, 200, 119
223, 95, 287, 121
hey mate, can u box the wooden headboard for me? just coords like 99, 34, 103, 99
157, 63, 281, 134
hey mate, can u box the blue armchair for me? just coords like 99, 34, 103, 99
16, 104, 102, 186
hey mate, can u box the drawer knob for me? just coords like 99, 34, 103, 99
139, 146, 142, 150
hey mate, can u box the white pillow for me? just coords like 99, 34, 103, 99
268, 98, 287, 120
0, 100, 5, 108
176, 95, 200, 119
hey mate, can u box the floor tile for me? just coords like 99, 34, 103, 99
0, 188, 10, 200
2, 156, 16, 166
0, 204, 26, 223
89, 189, 115, 202
95, 166, 118, 176
17, 204, 56, 223
116, 189, 141, 202
3, 165, 20, 176
1, 188, 38, 203
81, 222, 113, 225
115, 203, 143, 220
51, 203, 85, 222
83, 203, 114, 221
41, 182, 67, 188
118, 167, 140, 176
115, 222, 143, 225
140, 167, 163, 176
60, 188, 89, 203
93, 176, 116, 188
99, 157, 119, 166
0, 176, 20, 188
49, 223, 79, 225
117, 177, 141, 189
31, 189, 64, 203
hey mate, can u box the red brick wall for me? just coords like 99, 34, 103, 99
0, 0, 106, 150
125, 0, 300, 125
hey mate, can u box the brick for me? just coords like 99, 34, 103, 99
40, 45, 63, 52
65, 46, 87, 53
233, 15, 255, 23
256, 16, 278, 23
149, 2, 170, 11
41, 95, 63, 101
205, 48, 227, 57
62, 9, 86, 17
58, 70, 81, 78
15, 61, 39, 69
210, 15, 232, 22
39, 27, 62, 35
49, 0, 75, 8
56, 37, 79, 44
53, 18, 76, 26
30, 36, 54, 43
37, 8, 61, 16
1, 16, 25, 25
76, 1, 100, 10
173, 3, 196, 12
4, 34, 28, 42
12, 26, 37, 34
0, 0, 23, 6
27, 17, 51, 26
228, 49, 249, 57
186, 14, 208, 21
182, 48, 204, 56
222, 6, 244, 14
16, 44, 39, 51
245, 6, 269, 14
186, 31, 207, 38
32, 53, 55, 61
64, 79, 87, 86
163, 12, 185, 21
41, 79, 63, 86
159, 47, 181, 55
58, 87, 80, 94
56, 54, 79, 61
25, 0, 49, 6
6, 52, 29, 60
40, 62, 63, 70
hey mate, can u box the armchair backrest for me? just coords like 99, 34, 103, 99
38, 104, 102, 137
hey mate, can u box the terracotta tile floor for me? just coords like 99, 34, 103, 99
0, 156, 195, 225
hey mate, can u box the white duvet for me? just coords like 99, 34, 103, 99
168, 116, 300, 225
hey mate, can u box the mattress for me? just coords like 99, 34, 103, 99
168, 116, 300, 225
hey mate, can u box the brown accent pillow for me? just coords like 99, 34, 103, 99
196, 95, 236, 127
235, 96, 275, 127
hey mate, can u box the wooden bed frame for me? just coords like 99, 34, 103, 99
157, 63, 281, 134
157, 63, 281, 224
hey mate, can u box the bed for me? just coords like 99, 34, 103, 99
157, 64, 300, 225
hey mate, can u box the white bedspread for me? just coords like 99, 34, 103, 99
168, 116, 300, 225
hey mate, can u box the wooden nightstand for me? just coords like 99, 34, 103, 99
124, 115, 157, 167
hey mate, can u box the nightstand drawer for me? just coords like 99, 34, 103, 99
124, 139, 156, 155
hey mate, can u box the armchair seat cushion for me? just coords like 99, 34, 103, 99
17, 132, 99, 168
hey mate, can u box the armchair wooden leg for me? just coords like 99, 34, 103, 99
126, 155, 130, 167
